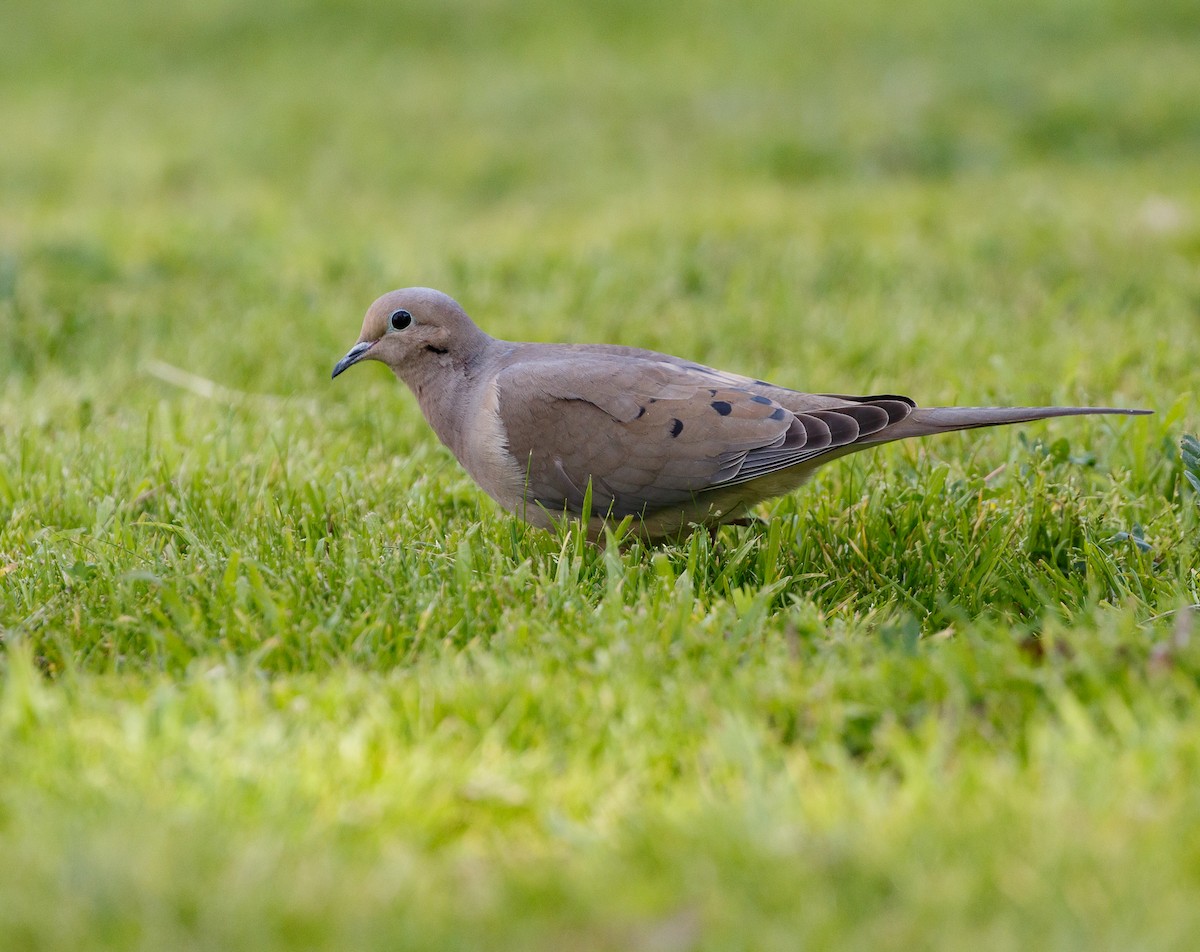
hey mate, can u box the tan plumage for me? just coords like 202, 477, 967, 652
332, 288, 1149, 541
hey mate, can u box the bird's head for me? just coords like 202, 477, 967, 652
331, 287, 484, 380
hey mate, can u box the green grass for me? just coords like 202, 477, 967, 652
3, 0, 1200, 947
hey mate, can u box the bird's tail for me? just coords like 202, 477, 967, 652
869, 405, 1151, 444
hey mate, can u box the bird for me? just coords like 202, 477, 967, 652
332, 287, 1149, 542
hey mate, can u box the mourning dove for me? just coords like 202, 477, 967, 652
333, 288, 1149, 541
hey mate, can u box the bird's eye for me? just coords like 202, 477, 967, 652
389, 309, 412, 331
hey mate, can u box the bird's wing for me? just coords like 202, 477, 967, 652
492, 355, 914, 518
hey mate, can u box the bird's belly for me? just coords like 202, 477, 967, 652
633, 464, 822, 540
525, 465, 820, 542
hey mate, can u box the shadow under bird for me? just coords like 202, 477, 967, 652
333, 288, 1150, 541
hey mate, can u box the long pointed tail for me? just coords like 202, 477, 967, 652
873, 405, 1151, 444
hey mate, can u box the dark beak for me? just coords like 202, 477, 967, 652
331, 341, 374, 379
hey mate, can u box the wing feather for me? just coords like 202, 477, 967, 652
493, 354, 919, 517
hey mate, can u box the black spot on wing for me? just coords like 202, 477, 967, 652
711, 400, 732, 416
670, 418, 684, 437
750, 395, 772, 405
635, 406, 647, 419
703, 398, 914, 494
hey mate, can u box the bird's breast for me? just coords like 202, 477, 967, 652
456, 377, 528, 512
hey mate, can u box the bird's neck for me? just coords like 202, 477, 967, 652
399, 339, 495, 459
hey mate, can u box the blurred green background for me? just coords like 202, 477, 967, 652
2, 0, 1200, 949
3, 0, 1198, 405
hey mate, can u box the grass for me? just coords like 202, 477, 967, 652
2, 0, 1200, 947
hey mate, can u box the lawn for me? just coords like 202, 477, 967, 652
2, 0, 1200, 948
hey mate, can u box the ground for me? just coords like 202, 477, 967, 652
2, 0, 1200, 948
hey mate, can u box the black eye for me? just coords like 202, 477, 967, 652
390, 309, 412, 330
